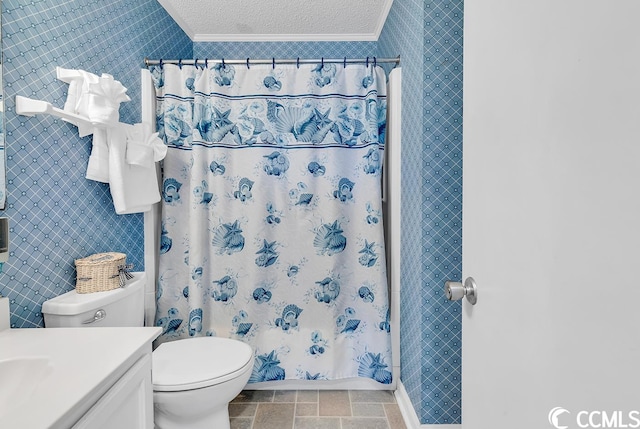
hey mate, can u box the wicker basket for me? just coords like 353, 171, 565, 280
75, 252, 127, 294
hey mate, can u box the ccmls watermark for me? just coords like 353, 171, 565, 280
549, 407, 640, 429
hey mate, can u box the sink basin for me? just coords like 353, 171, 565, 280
0, 356, 53, 417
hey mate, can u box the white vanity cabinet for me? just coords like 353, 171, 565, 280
0, 327, 161, 429
72, 354, 153, 429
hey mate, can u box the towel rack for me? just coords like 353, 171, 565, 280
15, 96, 99, 137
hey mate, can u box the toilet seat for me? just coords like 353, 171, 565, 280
152, 337, 253, 392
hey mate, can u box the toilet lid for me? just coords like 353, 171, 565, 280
152, 337, 253, 392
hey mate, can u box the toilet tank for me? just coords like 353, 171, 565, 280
42, 272, 146, 328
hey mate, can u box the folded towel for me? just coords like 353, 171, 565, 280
126, 129, 167, 168
56, 67, 131, 134
56, 67, 99, 137
57, 67, 163, 214
86, 74, 131, 127
56, 67, 89, 114
107, 123, 165, 214
85, 128, 110, 183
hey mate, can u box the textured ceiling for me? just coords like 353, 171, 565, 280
157, 0, 393, 42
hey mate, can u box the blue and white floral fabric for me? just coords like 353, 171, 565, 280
152, 62, 392, 384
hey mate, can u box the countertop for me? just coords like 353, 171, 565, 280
0, 327, 161, 429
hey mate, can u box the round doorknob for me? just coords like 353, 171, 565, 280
444, 277, 478, 305
445, 282, 466, 301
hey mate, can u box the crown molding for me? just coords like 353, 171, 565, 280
191, 33, 380, 43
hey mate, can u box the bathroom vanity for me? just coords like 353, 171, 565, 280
0, 324, 161, 428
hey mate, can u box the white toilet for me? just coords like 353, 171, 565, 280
41, 273, 254, 429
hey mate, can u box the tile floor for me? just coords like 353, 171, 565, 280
230, 390, 408, 429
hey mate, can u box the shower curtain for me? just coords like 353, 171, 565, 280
151, 61, 392, 384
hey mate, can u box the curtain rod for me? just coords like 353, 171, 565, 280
144, 56, 400, 68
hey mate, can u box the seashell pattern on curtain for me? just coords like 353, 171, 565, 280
152, 62, 392, 384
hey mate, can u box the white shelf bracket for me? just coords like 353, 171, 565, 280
15, 95, 102, 137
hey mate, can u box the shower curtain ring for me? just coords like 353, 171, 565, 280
321, 57, 324, 68
373, 57, 377, 67
272, 58, 276, 69
205, 58, 208, 68
194, 58, 199, 69
159, 58, 163, 69
366, 57, 369, 68
178, 59, 183, 69
344, 57, 347, 68
297, 57, 300, 69
222, 58, 225, 67
246, 58, 250, 69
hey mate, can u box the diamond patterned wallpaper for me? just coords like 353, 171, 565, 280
421, 2, 463, 423
379, 0, 426, 421
194, 41, 377, 62
380, 0, 463, 424
0, 0, 192, 328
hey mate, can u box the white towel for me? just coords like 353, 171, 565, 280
85, 128, 110, 183
86, 74, 131, 127
57, 67, 135, 186
56, 67, 131, 134
126, 129, 167, 168
107, 123, 166, 214
56, 67, 99, 137
56, 67, 90, 114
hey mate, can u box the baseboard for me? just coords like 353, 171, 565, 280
394, 381, 462, 429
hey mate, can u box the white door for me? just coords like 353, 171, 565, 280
462, 1, 640, 428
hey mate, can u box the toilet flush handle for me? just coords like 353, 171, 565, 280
82, 309, 107, 324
